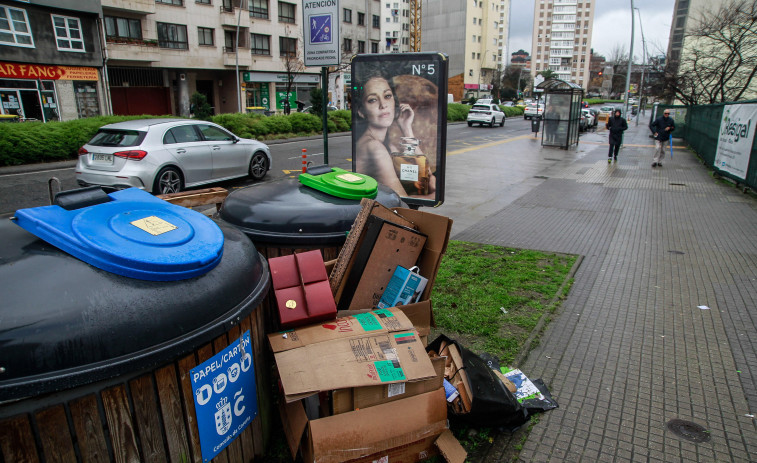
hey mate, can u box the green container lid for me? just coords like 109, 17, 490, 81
299, 166, 378, 200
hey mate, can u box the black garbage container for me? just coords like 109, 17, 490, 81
531, 118, 541, 133
0, 190, 271, 462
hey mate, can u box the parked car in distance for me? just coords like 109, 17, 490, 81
578, 113, 588, 132
300, 105, 338, 113
588, 108, 599, 127
523, 103, 544, 120
581, 108, 595, 128
467, 104, 505, 127
502, 101, 515, 107
474, 98, 500, 106
628, 97, 638, 105
76, 119, 272, 194
599, 105, 616, 116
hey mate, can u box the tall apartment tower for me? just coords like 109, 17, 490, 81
423, 0, 508, 102
530, 0, 595, 89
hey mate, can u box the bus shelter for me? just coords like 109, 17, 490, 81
539, 79, 584, 149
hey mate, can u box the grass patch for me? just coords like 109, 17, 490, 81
431, 240, 576, 366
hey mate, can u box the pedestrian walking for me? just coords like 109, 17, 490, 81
649, 109, 675, 167
605, 109, 628, 163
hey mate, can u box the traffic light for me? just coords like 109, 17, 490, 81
598, 71, 603, 76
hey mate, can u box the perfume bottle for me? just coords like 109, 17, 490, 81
391, 137, 430, 195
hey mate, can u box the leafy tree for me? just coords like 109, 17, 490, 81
664, 0, 757, 104
309, 88, 323, 114
538, 69, 556, 80
190, 92, 212, 120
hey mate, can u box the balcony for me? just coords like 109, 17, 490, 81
106, 38, 160, 62
101, 0, 155, 14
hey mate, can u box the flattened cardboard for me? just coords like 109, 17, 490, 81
337, 300, 433, 342
275, 329, 435, 398
330, 199, 416, 297
338, 217, 427, 311
306, 389, 447, 463
434, 429, 468, 463
332, 355, 446, 414
268, 307, 414, 353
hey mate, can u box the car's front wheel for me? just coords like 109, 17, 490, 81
500, 116, 505, 127
248, 151, 269, 180
153, 167, 183, 194
468, 121, 473, 127
489, 118, 495, 128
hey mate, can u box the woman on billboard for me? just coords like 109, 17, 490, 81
353, 72, 436, 199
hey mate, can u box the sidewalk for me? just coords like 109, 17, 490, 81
456, 123, 757, 461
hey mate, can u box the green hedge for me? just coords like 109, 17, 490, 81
1, 103, 507, 166
585, 98, 624, 105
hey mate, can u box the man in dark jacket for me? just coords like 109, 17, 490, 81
649, 109, 675, 167
606, 109, 628, 163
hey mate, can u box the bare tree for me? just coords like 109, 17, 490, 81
665, 0, 757, 104
607, 44, 629, 66
281, 25, 304, 114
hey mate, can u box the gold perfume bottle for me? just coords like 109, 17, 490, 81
391, 137, 430, 195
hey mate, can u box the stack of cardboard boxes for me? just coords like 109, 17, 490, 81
268, 199, 466, 463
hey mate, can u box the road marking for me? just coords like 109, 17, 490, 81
282, 169, 302, 174
0, 167, 73, 177
447, 134, 533, 156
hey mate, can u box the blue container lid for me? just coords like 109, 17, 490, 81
12, 188, 224, 281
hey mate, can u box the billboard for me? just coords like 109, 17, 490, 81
351, 53, 448, 207
714, 103, 757, 180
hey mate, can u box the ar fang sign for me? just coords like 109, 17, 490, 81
190, 331, 257, 461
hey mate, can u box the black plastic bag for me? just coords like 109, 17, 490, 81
427, 335, 529, 429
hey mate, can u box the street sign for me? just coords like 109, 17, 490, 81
191, 331, 257, 462
302, 0, 340, 67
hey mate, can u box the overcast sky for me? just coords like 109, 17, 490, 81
507, 0, 676, 63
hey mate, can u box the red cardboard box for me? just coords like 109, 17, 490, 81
269, 250, 337, 329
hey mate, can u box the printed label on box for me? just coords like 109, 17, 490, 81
353, 312, 382, 331
387, 382, 406, 397
374, 360, 407, 382
394, 333, 416, 345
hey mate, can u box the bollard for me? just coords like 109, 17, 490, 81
302, 149, 307, 173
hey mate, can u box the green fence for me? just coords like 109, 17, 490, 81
650, 100, 757, 190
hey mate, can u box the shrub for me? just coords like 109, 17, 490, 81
328, 110, 352, 132
256, 115, 292, 136
190, 92, 213, 120
287, 112, 322, 133
447, 103, 470, 121
501, 106, 524, 117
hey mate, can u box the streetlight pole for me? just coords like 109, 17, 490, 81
234, 0, 246, 113
634, 7, 647, 126
623, 0, 635, 120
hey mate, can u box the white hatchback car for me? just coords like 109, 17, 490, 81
76, 119, 272, 194
467, 104, 506, 127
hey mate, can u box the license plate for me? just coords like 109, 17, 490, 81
92, 153, 113, 163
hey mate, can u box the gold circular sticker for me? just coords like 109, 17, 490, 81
286, 300, 297, 309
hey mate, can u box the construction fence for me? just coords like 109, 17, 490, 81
651, 100, 757, 191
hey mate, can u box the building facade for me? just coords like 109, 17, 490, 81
530, 0, 595, 89
0, 0, 106, 121
422, 0, 508, 102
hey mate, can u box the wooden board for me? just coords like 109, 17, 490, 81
36, 405, 77, 462
101, 385, 141, 463
0, 415, 39, 463
129, 375, 168, 462
155, 365, 191, 463
156, 187, 228, 211
70, 394, 110, 463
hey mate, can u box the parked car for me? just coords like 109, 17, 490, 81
628, 97, 638, 105
581, 108, 595, 128
581, 101, 589, 109
467, 104, 506, 127
598, 105, 616, 116
588, 108, 599, 127
578, 113, 588, 132
523, 103, 544, 120
502, 101, 515, 107
300, 105, 338, 113
474, 98, 500, 106
76, 119, 272, 194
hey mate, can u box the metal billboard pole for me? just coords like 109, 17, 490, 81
624, 0, 635, 120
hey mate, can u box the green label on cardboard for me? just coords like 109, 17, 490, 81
353, 312, 382, 331
373, 308, 395, 318
374, 360, 407, 382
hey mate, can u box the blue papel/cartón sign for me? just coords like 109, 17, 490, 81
191, 331, 258, 461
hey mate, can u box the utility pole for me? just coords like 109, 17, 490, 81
634, 7, 647, 126
623, 0, 635, 121
234, 0, 246, 113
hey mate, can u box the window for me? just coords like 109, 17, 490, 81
358, 40, 365, 53
393, 16, 398, 22
472, 17, 476, 24
386, 17, 390, 23
472, 35, 476, 42
157, 22, 188, 49
358, 12, 365, 25
250, 0, 269, 19
251, 33, 270, 54
198, 124, 234, 141
164, 125, 201, 144
343, 37, 352, 51
157, 0, 183, 5
343, 9, 352, 23
371, 41, 378, 53
279, 36, 296, 56
53, 15, 85, 51
471, 52, 475, 59
372, 15, 380, 28
278, 2, 295, 23
105, 16, 142, 39
224, 30, 236, 51
196, 0, 210, 4
198, 27, 214, 45
0, 6, 34, 47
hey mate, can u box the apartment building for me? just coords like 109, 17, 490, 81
423, 0, 507, 102
0, 0, 105, 121
530, 0, 595, 89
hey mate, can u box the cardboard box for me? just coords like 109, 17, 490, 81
280, 388, 465, 463
332, 355, 446, 414
338, 300, 433, 345
377, 265, 428, 309
337, 215, 427, 311
269, 250, 337, 329
268, 308, 436, 400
